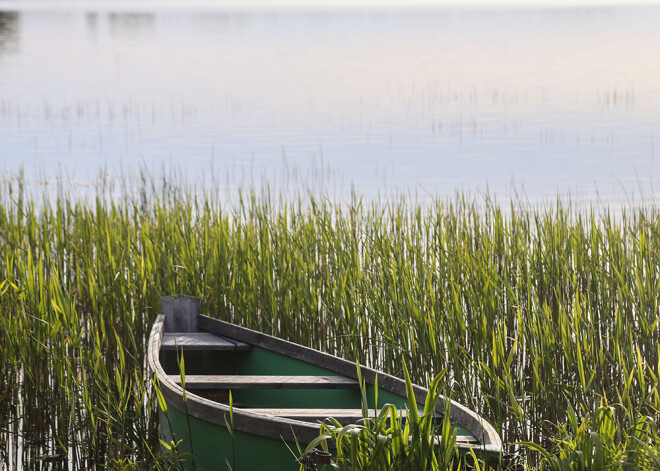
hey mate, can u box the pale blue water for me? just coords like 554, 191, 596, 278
1, 1, 659, 203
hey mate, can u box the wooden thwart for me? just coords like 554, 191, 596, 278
161, 332, 251, 351
246, 408, 400, 419
245, 408, 477, 443
170, 374, 359, 389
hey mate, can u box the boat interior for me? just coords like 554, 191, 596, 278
159, 321, 479, 444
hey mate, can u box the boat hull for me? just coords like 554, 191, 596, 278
159, 406, 300, 471
148, 296, 503, 470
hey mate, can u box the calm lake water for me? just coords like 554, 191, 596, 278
1, 1, 659, 203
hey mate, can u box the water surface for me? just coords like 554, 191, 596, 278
1, 2, 659, 203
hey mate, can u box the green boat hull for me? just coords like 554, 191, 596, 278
160, 407, 301, 471
149, 296, 503, 470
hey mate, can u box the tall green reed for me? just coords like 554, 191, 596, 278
302, 366, 464, 471
0, 175, 658, 468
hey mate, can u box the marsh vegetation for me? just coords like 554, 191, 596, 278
0, 176, 658, 469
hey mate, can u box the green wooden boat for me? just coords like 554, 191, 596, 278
148, 296, 502, 470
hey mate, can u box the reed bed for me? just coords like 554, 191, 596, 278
0, 177, 658, 469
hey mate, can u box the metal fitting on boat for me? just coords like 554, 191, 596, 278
299, 448, 332, 470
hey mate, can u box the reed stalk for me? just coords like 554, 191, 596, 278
0, 175, 658, 469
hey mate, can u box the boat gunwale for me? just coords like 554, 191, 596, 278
148, 313, 502, 453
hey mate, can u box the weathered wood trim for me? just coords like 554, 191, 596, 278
161, 332, 251, 351
169, 374, 359, 389
161, 295, 200, 333
245, 407, 417, 420
245, 408, 481, 444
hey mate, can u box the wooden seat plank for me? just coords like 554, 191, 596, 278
246, 408, 386, 419
161, 332, 251, 351
170, 374, 358, 389
244, 408, 478, 442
